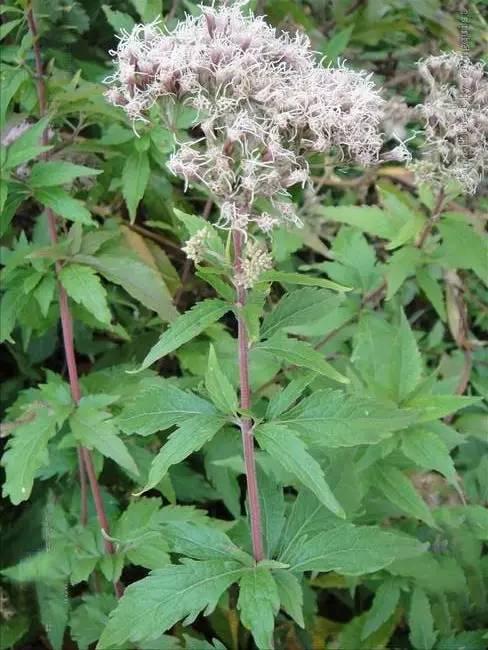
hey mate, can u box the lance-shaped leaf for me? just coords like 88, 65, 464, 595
259, 270, 351, 292
205, 344, 238, 414
285, 523, 426, 574
122, 150, 150, 221
118, 377, 216, 435
33, 187, 94, 225
273, 571, 304, 628
5, 117, 52, 168
277, 389, 417, 447
361, 579, 401, 639
164, 522, 252, 564
97, 560, 245, 649
59, 263, 111, 325
30, 161, 102, 187
408, 587, 437, 650
137, 414, 226, 494
237, 567, 280, 650
375, 464, 436, 527
258, 335, 348, 384
255, 423, 345, 518
401, 429, 458, 484
134, 299, 231, 372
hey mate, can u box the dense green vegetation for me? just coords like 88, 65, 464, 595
0, 1, 487, 649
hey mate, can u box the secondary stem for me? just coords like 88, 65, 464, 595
232, 230, 265, 562
26, 4, 122, 597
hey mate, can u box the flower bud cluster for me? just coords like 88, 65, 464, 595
235, 239, 273, 289
413, 53, 487, 194
181, 227, 210, 264
106, 2, 386, 232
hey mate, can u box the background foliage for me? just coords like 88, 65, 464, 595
0, 1, 487, 649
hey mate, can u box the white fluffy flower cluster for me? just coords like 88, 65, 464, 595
105, 2, 385, 231
413, 53, 487, 194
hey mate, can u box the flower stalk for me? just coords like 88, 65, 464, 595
233, 229, 265, 562
26, 2, 122, 599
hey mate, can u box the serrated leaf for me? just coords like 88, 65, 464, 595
70, 401, 138, 475
97, 560, 245, 649
265, 373, 314, 420
259, 270, 350, 292
416, 267, 446, 321
273, 571, 304, 628
33, 273, 56, 316
401, 429, 457, 484
30, 161, 102, 187
36, 582, 69, 650
375, 464, 436, 527
237, 567, 280, 650
318, 205, 398, 239
1, 407, 60, 504
285, 523, 426, 574
75, 253, 177, 322
70, 594, 118, 650
165, 522, 252, 564
385, 247, 423, 299
118, 377, 216, 435
277, 389, 416, 447
261, 287, 338, 339
138, 414, 226, 494
361, 579, 401, 639
258, 335, 348, 384
122, 151, 150, 221
102, 4, 135, 32
5, 117, 52, 168
205, 345, 238, 414
406, 394, 481, 422
408, 587, 437, 650
257, 471, 285, 559
135, 299, 230, 372
59, 263, 111, 324
256, 423, 345, 518
33, 187, 94, 225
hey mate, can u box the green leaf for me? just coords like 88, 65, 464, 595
34, 273, 56, 316
5, 117, 52, 168
70, 594, 118, 650
174, 208, 225, 258
102, 4, 135, 33
138, 414, 226, 494
416, 267, 446, 321
129, 0, 162, 22
318, 205, 398, 239
273, 571, 304, 628
401, 429, 457, 484
33, 187, 94, 225
30, 161, 102, 187
37, 582, 69, 650
261, 287, 339, 339
122, 151, 150, 222
361, 579, 401, 639
2, 407, 59, 504
205, 345, 238, 414
257, 471, 285, 559
277, 389, 416, 447
408, 587, 437, 650
70, 401, 138, 475
75, 253, 178, 322
256, 423, 345, 518
265, 373, 314, 420
375, 464, 436, 527
259, 270, 350, 292
258, 335, 348, 384
406, 394, 481, 422
285, 523, 426, 574
118, 377, 216, 435
59, 263, 111, 324
385, 246, 423, 299
97, 560, 245, 649
135, 299, 230, 372
237, 567, 280, 650
165, 522, 252, 564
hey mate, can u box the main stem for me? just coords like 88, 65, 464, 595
232, 230, 265, 562
26, 4, 122, 599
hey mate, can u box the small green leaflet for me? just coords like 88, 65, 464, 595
36, 582, 69, 650
97, 560, 245, 649
361, 579, 401, 639
265, 373, 314, 420
277, 389, 417, 447
70, 400, 138, 475
259, 270, 351, 292
375, 464, 436, 527
273, 571, 304, 628
118, 377, 216, 435
205, 344, 238, 414
406, 394, 481, 422
33, 187, 94, 225
258, 335, 348, 384
4, 117, 52, 169
401, 429, 457, 484
122, 150, 150, 222
255, 423, 345, 518
164, 522, 252, 565
137, 414, 226, 494
237, 567, 280, 650
284, 523, 426, 574
408, 587, 437, 650
2, 407, 61, 504
29, 161, 102, 187
59, 263, 111, 325
134, 299, 231, 372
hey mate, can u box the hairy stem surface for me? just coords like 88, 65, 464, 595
26, 3, 122, 597
232, 230, 265, 562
